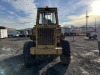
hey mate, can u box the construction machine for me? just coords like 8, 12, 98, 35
23, 6, 70, 66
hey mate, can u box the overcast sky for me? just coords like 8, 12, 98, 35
0, 0, 100, 29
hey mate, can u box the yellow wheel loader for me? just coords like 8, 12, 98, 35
23, 6, 71, 66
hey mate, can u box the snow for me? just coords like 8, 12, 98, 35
81, 68, 89, 74
0, 54, 12, 57
93, 58, 100, 63
91, 50, 99, 53
81, 52, 94, 57
85, 52, 94, 56
0, 47, 13, 51
84, 37, 89, 40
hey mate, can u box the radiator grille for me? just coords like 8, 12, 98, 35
38, 28, 54, 45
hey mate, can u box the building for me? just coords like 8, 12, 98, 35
79, 26, 95, 33
0, 26, 8, 38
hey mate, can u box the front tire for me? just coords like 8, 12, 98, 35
60, 40, 71, 65
23, 41, 36, 66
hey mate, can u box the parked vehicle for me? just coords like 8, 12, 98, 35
19, 30, 28, 37
8, 30, 19, 37
86, 31, 97, 39
64, 32, 77, 36
62, 27, 80, 36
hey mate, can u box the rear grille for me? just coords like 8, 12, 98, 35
38, 28, 54, 45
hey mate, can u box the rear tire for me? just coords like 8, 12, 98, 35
60, 40, 71, 65
93, 35, 97, 39
23, 41, 36, 66
89, 37, 92, 39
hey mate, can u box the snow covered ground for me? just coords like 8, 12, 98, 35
0, 36, 99, 75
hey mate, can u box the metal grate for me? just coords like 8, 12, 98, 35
38, 28, 54, 45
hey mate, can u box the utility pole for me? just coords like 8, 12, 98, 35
86, 10, 89, 35
95, 18, 96, 32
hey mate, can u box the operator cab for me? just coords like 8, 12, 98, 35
36, 7, 58, 25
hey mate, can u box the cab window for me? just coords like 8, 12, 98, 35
38, 11, 56, 25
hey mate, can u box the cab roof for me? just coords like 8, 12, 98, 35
37, 8, 57, 11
